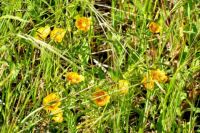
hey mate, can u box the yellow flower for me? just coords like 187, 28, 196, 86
118, 80, 129, 94
141, 76, 155, 90
66, 72, 84, 84
50, 27, 66, 42
149, 22, 161, 33
52, 109, 63, 123
75, 17, 91, 32
92, 89, 110, 106
141, 69, 168, 90
43, 93, 61, 112
35, 25, 51, 40
151, 69, 168, 83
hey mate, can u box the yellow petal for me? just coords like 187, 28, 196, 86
118, 80, 129, 94
42, 93, 61, 112
75, 17, 91, 32
66, 72, 84, 84
50, 27, 66, 42
52, 109, 63, 123
92, 89, 110, 106
141, 76, 155, 90
149, 22, 161, 33
151, 69, 168, 83
35, 25, 51, 40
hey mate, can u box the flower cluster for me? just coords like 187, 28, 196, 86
35, 26, 66, 43
141, 69, 168, 90
42, 93, 63, 123
39, 17, 168, 124
34, 16, 91, 43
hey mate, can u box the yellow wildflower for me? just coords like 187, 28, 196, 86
52, 109, 63, 123
151, 69, 168, 83
35, 25, 51, 40
75, 17, 91, 32
118, 80, 129, 94
43, 93, 61, 112
141, 76, 155, 90
66, 72, 84, 84
92, 89, 110, 106
141, 69, 168, 90
50, 27, 66, 42
149, 22, 161, 33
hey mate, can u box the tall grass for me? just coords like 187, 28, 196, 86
0, 0, 199, 132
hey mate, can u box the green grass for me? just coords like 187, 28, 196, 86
0, 0, 200, 132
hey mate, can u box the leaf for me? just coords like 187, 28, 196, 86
0, 15, 29, 23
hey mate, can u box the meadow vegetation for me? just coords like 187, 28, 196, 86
0, 0, 200, 132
